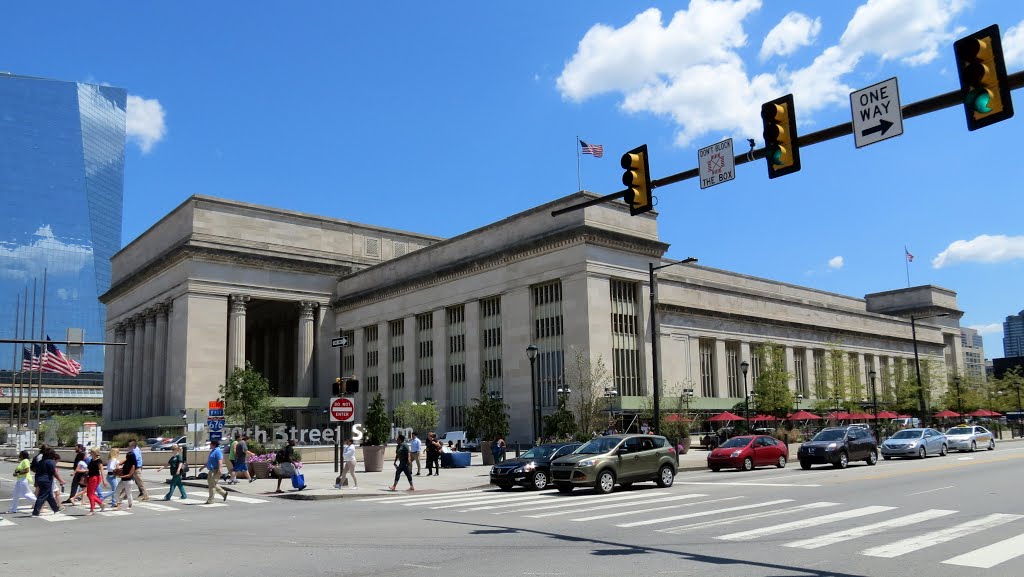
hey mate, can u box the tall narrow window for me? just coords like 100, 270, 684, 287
699, 338, 715, 397
532, 281, 564, 407
813, 350, 826, 399
793, 348, 806, 397
726, 341, 741, 397
416, 313, 434, 401
881, 357, 892, 397
341, 330, 355, 376
447, 305, 466, 427
847, 353, 861, 399
480, 296, 503, 397
365, 325, 379, 393
750, 344, 763, 384
389, 320, 405, 412
610, 280, 643, 396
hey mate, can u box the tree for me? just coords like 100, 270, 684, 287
394, 400, 440, 435
363, 392, 391, 446
565, 347, 613, 440
220, 362, 278, 430
465, 381, 510, 442
38, 414, 101, 447
543, 400, 577, 440
751, 342, 794, 417
810, 345, 862, 414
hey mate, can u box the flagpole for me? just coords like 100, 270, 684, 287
576, 136, 582, 192
8, 292, 19, 429
904, 247, 911, 288
36, 268, 47, 423
18, 286, 27, 428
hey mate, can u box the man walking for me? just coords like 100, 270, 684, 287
409, 432, 423, 476
205, 439, 228, 504
425, 432, 441, 476
230, 433, 255, 484
388, 434, 415, 492
129, 440, 149, 501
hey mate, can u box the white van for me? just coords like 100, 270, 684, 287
438, 431, 479, 450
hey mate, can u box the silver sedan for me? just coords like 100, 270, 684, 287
880, 428, 947, 459
944, 425, 996, 452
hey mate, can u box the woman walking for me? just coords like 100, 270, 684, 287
114, 445, 138, 511
339, 438, 358, 489
159, 445, 187, 500
84, 447, 108, 515
6, 450, 37, 513
98, 448, 120, 507
31, 449, 65, 516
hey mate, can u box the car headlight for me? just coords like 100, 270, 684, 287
907, 441, 917, 448
827, 442, 838, 450
523, 462, 536, 472
576, 459, 595, 468
490, 467, 497, 474
730, 450, 742, 457
512, 467, 523, 473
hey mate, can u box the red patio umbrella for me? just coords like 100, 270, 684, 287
750, 414, 779, 422
896, 414, 913, 419
845, 412, 872, 420
707, 411, 744, 422
968, 409, 991, 417
875, 410, 899, 419
664, 413, 692, 423
827, 411, 853, 420
988, 410, 1003, 417
934, 409, 961, 418
787, 410, 822, 420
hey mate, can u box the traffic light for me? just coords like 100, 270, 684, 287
346, 379, 359, 394
332, 378, 359, 395
760, 94, 801, 179
333, 378, 344, 396
954, 24, 1014, 131
620, 144, 653, 215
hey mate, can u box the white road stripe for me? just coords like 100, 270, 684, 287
657, 502, 839, 534
37, 513, 75, 522
99, 510, 132, 516
0, 519, 15, 527
618, 499, 795, 528
198, 502, 227, 508
359, 491, 495, 503
526, 495, 706, 518
571, 497, 744, 522
461, 495, 572, 512
179, 498, 213, 506
223, 495, 267, 504
942, 533, 1024, 568
495, 491, 667, 514
906, 486, 953, 496
133, 501, 179, 512
426, 494, 551, 509
718, 506, 895, 541
675, 481, 821, 488
862, 513, 1023, 558
785, 509, 957, 549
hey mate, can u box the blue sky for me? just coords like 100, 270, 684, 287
3, 0, 1023, 355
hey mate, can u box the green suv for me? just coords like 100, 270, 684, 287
549, 434, 677, 494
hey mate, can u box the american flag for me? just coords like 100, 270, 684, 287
580, 140, 604, 158
43, 337, 81, 376
21, 346, 40, 371
905, 247, 914, 262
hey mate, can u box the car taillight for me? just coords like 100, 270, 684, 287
668, 447, 676, 454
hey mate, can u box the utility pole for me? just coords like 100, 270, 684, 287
648, 258, 698, 435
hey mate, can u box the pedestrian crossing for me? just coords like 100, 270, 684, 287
0, 494, 268, 526
361, 488, 1024, 570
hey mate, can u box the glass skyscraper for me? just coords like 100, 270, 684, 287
0, 74, 127, 372
1005, 310, 1024, 358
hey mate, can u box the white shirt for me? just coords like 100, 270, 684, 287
343, 445, 356, 462
107, 458, 119, 474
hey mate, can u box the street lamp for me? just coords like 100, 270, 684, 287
649, 257, 699, 436
740, 361, 750, 432
681, 388, 694, 415
603, 387, 619, 433
910, 312, 950, 427
795, 394, 804, 412
868, 369, 879, 442
526, 344, 539, 442
556, 387, 571, 410
953, 375, 963, 418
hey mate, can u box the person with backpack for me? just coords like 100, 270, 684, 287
31, 448, 65, 516
388, 434, 415, 492
7, 450, 37, 513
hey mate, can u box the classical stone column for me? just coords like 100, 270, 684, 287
228, 294, 250, 373
152, 303, 169, 417
142, 310, 157, 419
804, 349, 817, 399
131, 314, 145, 419
113, 323, 126, 421
296, 301, 318, 397
713, 339, 728, 398
121, 321, 135, 420
784, 346, 797, 392
162, 300, 176, 414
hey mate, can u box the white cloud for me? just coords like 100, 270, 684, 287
126, 94, 166, 153
932, 234, 1024, 268
1004, 19, 1024, 68
0, 225, 94, 280
840, 0, 967, 65
760, 12, 822, 61
828, 255, 845, 269
969, 323, 1003, 336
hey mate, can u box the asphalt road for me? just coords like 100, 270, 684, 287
2, 445, 1023, 577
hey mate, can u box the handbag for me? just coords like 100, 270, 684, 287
278, 462, 296, 478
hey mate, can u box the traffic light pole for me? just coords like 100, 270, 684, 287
551, 70, 1024, 218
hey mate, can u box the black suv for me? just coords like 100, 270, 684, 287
797, 426, 878, 469
490, 442, 581, 491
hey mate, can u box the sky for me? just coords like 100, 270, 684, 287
2, 0, 1023, 356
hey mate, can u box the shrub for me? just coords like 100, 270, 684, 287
111, 432, 143, 448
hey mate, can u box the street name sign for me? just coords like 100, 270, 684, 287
329, 397, 355, 422
698, 138, 735, 189
331, 336, 349, 348
850, 77, 903, 148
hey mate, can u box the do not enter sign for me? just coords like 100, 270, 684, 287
329, 397, 355, 422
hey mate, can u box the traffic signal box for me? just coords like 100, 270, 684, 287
760, 94, 801, 179
954, 24, 1014, 131
333, 378, 359, 396
620, 144, 653, 216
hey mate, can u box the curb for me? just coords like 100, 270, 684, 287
174, 479, 496, 500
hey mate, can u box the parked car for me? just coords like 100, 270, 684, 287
707, 435, 788, 472
944, 425, 996, 452
153, 436, 189, 451
490, 442, 582, 491
880, 428, 947, 459
797, 426, 877, 469
145, 437, 169, 447
549, 434, 677, 494
437, 431, 479, 451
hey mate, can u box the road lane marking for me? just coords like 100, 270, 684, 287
618, 499, 795, 528
942, 532, 1024, 568
359, 490, 496, 503
657, 502, 838, 534
718, 505, 896, 541
675, 481, 821, 488
784, 509, 956, 549
427, 494, 551, 509
494, 491, 667, 514
0, 519, 15, 527
862, 513, 1023, 558
222, 495, 267, 504
571, 496, 744, 522
837, 452, 1024, 484
525, 494, 706, 518
37, 513, 75, 522
99, 510, 132, 516
906, 485, 953, 496
133, 501, 179, 512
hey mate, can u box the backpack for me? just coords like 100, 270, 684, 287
30, 453, 44, 474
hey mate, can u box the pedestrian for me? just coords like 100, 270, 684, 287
158, 445, 187, 501
65, 444, 87, 505
491, 436, 506, 463
129, 440, 149, 501
31, 448, 65, 517
229, 433, 254, 484
205, 439, 228, 504
409, 432, 422, 476
84, 447, 108, 515
275, 439, 303, 493
336, 438, 358, 489
641, 421, 651, 434
425, 432, 441, 476
98, 448, 120, 507
114, 444, 138, 511
6, 450, 37, 513
388, 434, 415, 492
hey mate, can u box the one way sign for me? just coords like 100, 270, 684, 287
850, 77, 903, 148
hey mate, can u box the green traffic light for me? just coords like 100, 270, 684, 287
967, 89, 993, 113
770, 147, 783, 166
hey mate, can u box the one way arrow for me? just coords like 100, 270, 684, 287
861, 118, 894, 137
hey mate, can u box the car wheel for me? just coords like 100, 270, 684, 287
710, 467, 720, 472
776, 455, 787, 468
656, 465, 675, 488
740, 457, 754, 471
555, 483, 574, 494
970, 440, 977, 452
989, 440, 996, 451
939, 444, 947, 457
918, 447, 927, 459
799, 460, 812, 470
833, 451, 848, 469
495, 483, 513, 491
866, 450, 878, 466
595, 470, 616, 494
530, 471, 548, 491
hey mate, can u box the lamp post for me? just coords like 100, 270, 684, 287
682, 388, 694, 415
910, 312, 949, 428
604, 387, 619, 433
869, 369, 879, 442
953, 375, 963, 418
649, 257, 699, 435
740, 361, 750, 432
526, 344, 539, 442
795, 394, 803, 412
556, 387, 571, 409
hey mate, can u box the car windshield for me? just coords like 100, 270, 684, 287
946, 427, 972, 435
521, 446, 555, 459
719, 437, 750, 449
575, 437, 621, 455
890, 430, 922, 439
812, 429, 847, 442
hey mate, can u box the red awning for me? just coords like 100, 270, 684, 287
847, 412, 875, 420
750, 414, 779, 422
787, 410, 822, 420
934, 409, 962, 418
707, 411, 745, 422
875, 410, 899, 419
827, 411, 853, 420
664, 413, 692, 423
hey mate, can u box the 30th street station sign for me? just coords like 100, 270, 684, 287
850, 77, 904, 148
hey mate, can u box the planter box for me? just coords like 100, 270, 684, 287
480, 441, 494, 466
251, 461, 271, 479
362, 445, 385, 472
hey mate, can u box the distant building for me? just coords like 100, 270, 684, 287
0, 73, 126, 374
960, 327, 986, 382
1005, 310, 1024, 357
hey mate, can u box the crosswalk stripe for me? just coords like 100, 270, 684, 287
0, 519, 15, 527
359, 491, 494, 504
784, 509, 957, 550
571, 497, 745, 522
198, 503, 227, 508
718, 506, 896, 541
425, 494, 550, 509
496, 491, 667, 514
657, 502, 838, 534
525, 494, 707, 519
133, 502, 179, 512
618, 499, 795, 528
179, 498, 214, 506
862, 513, 1024, 558
461, 495, 571, 512
37, 513, 75, 522
942, 533, 1024, 568
99, 510, 132, 516
224, 496, 268, 504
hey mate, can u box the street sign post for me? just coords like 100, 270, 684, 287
850, 77, 904, 148
329, 397, 355, 422
331, 336, 349, 348
698, 138, 735, 189
208, 400, 225, 444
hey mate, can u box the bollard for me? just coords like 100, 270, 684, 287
515, 442, 520, 458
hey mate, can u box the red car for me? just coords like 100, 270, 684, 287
707, 435, 788, 471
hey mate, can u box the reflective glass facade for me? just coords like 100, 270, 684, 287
0, 75, 126, 372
